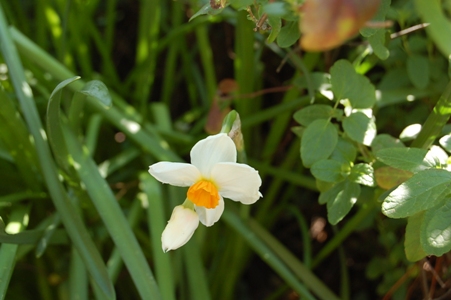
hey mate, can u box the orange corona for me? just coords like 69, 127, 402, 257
187, 180, 220, 209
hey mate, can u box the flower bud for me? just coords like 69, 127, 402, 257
161, 205, 199, 252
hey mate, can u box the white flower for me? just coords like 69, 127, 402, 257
149, 133, 262, 251
161, 205, 199, 252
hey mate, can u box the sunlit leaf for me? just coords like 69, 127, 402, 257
440, 134, 451, 153
399, 124, 422, 141
342, 112, 376, 146
381, 169, 451, 218
375, 147, 433, 173
371, 134, 405, 154
421, 200, 451, 256
319, 180, 360, 225
349, 163, 375, 186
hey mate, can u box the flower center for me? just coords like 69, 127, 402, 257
187, 180, 220, 209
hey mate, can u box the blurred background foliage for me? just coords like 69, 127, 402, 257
1, 0, 451, 299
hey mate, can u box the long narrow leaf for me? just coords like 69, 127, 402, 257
222, 209, 317, 300
0, 6, 115, 299
140, 173, 176, 300
0, 206, 29, 299
62, 122, 161, 299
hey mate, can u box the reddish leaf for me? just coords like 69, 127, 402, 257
299, 0, 380, 51
375, 166, 413, 190
205, 79, 237, 134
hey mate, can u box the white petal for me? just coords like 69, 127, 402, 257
195, 197, 224, 227
190, 134, 236, 178
212, 162, 262, 204
149, 162, 200, 187
161, 205, 199, 252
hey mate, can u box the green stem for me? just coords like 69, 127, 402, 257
411, 80, 451, 149
234, 11, 256, 144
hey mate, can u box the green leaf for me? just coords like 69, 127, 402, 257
294, 72, 331, 92
368, 29, 389, 60
342, 112, 376, 146
62, 124, 162, 299
405, 212, 427, 262
382, 169, 451, 218
189, 3, 224, 21
277, 21, 300, 48
371, 134, 405, 154
293, 104, 333, 127
47, 76, 81, 172
319, 181, 360, 225
399, 124, 422, 141
301, 119, 338, 167
266, 16, 281, 44
439, 134, 451, 153
0, 15, 115, 297
360, 0, 391, 37
421, 200, 451, 256
329, 138, 357, 164
349, 164, 375, 186
263, 2, 288, 17
230, 0, 253, 9
0, 206, 29, 297
407, 55, 429, 89
0, 88, 41, 191
425, 145, 448, 167
414, 0, 451, 58
311, 160, 348, 183
375, 166, 413, 190
375, 147, 433, 173
80, 80, 112, 108
140, 174, 176, 300
330, 60, 376, 108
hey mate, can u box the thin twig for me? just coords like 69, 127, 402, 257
390, 23, 430, 39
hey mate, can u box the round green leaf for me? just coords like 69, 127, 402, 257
311, 159, 347, 183
421, 201, 451, 256
330, 60, 376, 108
407, 55, 429, 89
300, 119, 338, 167
277, 21, 300, 48
342, 112, 376, 146
293, 104, 333, 127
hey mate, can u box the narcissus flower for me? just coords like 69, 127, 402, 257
149, 133, 262, 251
161, 205, 199, 252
